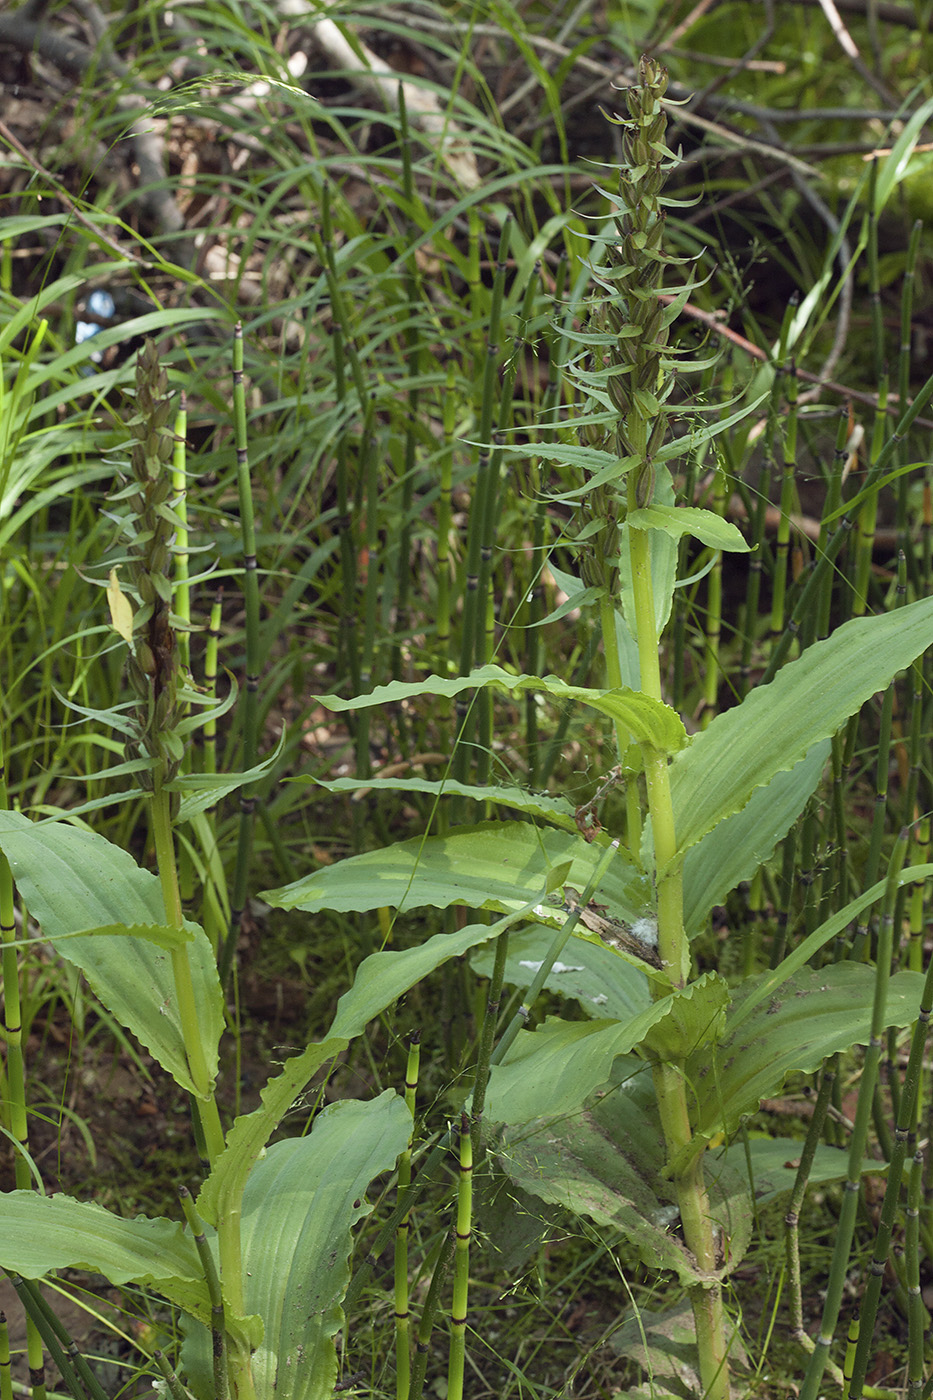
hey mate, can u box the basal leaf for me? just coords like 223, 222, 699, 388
0, 812, 222, 1095
0, 1193, 212, 1329
191, 1094, 412, 1400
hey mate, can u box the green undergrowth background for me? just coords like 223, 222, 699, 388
3, 0, 933, 1395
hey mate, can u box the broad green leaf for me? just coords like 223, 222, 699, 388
627, 505, 749, 553
315, 666, 687, 755
729, 862, 933, 1034
190, 1094, 412, 1400
0, 1193, 213, 1330
197, 1039, 348, 1229
485, 1003, 668, 1126
0, 812, 222, 1096
493, 1063, 750, 1286
692, 965, 926, 1143
470, 925, 652, 1021
305, 776, 577, 833
668, 597, 933, 861
262, 822, 653, 923
641, 972, 729, 1062
716, 1138, 885, 1208
328, 906, 537, 1041
682, 740, 830, 939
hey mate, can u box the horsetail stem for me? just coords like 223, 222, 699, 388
179, 1186, 228, 1400
798, 830, 908, 1400
153, 1350, 192, 1400
906, 1151, 925, 1399
407, 1229, 455, 1400
846, 869, 933, 1397
446, 1112, 472, 1400
394, 1032, 421, 1400
0, 731, 43, 1394
0, 1311, 10, 1400
221, 322, 261, 989
768, 345, 799, 656
203, 586, 223, 778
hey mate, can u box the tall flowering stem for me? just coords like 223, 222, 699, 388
571, 60, 732, 1397
109, 342, 224, 1163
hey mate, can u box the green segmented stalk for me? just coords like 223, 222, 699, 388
153, 1350, 191, 1400
769, 825, 797, 969
179, 1186, 228, 1400
356, 405, 379, 782
475, 270, 536, 785
9, 1276, 107, 1400
395, 1032, 421, 1400
762, 366, 933, 684
469, 922, 511, 1162
815, 409, 853, 646
389, 90, 423, 710
408, 1229, 455, 1400
435, 367, 457, 673
0, 1311, 10, 1400
454, 218, 511, 785
846, 857, 933, 1397
852, 381, 887, 618
896, 221, 923, 587
905, 1151, 924, 1400
739, 450, 770, 699
333, 316, 361, 700
829, 731, 849, 916
798, 830, 908, 1400
907, 814, 929, 973
768, 354, 799, 657
446, 1112, 472, 1400
786, 1061, 837, 1358
222, 322, 261, 989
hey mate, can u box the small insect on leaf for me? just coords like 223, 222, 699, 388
107, 568, 135, 645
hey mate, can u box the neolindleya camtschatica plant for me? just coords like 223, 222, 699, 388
263, 58, 933, 1400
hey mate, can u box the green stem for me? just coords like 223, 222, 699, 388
150, 790, 224, 1163
446, 1112, 472, 1400
627, 495, 728, 1398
